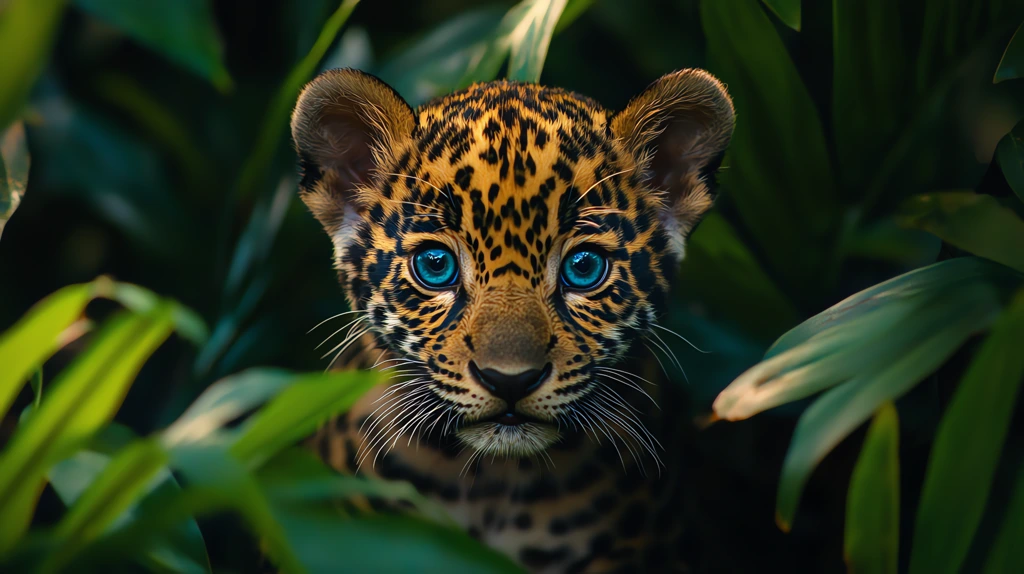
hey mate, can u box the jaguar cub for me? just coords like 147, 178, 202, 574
291, 67, 734, 572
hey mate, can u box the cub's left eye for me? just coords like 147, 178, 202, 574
411, 245, 459, 290
560, 247, 609, 291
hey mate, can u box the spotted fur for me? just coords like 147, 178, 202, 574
292, 68, 734, 572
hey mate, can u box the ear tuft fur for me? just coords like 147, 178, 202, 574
291, 68, 415, 233
611, 69, 735, 254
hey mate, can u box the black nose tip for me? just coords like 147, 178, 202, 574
470, 362, 551, 405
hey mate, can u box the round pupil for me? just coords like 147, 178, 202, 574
415, 248, 456, 287
563, 251, 605, 289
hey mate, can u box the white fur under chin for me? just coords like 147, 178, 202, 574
456, 422, 561, 457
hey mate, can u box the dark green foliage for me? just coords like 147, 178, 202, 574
1, 0, 1024, 572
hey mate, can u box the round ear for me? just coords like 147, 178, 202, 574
611, 69, 734, 252
291, 68, 416, 231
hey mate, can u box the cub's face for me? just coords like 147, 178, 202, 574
292, 69, 733, 460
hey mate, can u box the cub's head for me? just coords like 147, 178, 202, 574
292, 69, 733, 461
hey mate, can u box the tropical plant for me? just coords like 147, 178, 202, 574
2, 0, 1024, 572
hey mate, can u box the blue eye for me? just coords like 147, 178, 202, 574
560, 248, 608, 291
412, 246, 459, 289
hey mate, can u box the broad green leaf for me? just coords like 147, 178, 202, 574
767, 258, 1015, 358
236, 0, 359, 200
0, 305, 174, 552
257, 448, 454, 527
376, 7, 508, 105
259, 450, 517, 572
760, 0, 800, 31
232, 370, 381, 466
898, 192, 1024, 273
0, 0, 66, 130
994, 20, 1024, 83
165, 369, 297, 446
0, 282, 96, 422
1, 121, 29, 240
48, 425, 211, 574
996, 120, 1024, 203
908, 289, 1024, 574
832, 0, 907, 189
714, 258, 1020, 422
505, 0, 568, 82
169, 441, 305, 574
844, 402, 899, 574
982, 463, 1024, 574
774, 282, 1004, 530
702, 0, 838, 299
275, 513, 522, 574
111, 282, 208, 346
842, 218, 941, 267
44, 439, 169, 572
74, 0, 232, 91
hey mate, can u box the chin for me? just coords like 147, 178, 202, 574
455, 421, 561, 458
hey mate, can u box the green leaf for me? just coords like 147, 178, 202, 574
231, 370, 381, 466
994, 20, 1024, 83
375, 7, 507, 105
165, 369, 297, 445
908, 289, 1024, 574
236, 0, 359, 201
505, 0, 568, 82
275, 513, 523, 574
29, 369, 42, 410
774, 285, 1002, 531
983, 463, 1024, 574
0, 0, 66, 130
0, 282, 96, 422
257, 448, 454, 527
702, 0, 838, 299
74, 0, 232, 91
760, 0, 800, 31
48, 426, 211, 574
767, 258, 1013, 358
996, 120, 1024, 203
44, 439, 169, 572
713, 258, 1020, 422
0, 304, 175, 552
897, 192, 1024, 273
844, 402, 900, 574
0, 121, 29, 240
832, 0, 907, 189
168, 441, 305, 574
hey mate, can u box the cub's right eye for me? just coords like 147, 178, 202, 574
411, 245, 459, 290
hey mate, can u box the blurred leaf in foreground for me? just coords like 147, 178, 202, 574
909, 288, 1024, 574
48, 426, 211, 574
0, 0, 66, 130
74, 0, 232, 91
0, 304, 174, 553
994, 20, 1024, 83
996, 120, 1024, 203
897, 192, 1024, 273
0, 121, 29, 240
844, 402, 899, 574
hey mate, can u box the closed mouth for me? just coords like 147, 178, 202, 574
485, 411, 539, 426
